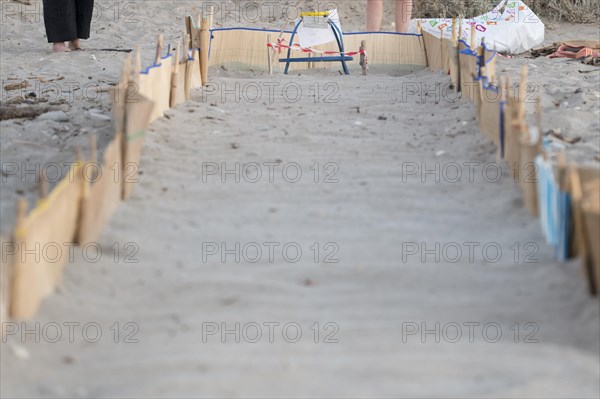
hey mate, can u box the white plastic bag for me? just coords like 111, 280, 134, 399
408, 0, 545, 54
296, 9, 342, 48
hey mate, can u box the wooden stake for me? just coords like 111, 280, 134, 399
535, 94, 542, 134
360, 40, 368, 76
569, 164, 597, 294
14, 197, 28, 240
38, 170, 48, 200
439, 29, 445, 67
557, 150, 568, 188
134, 45, 142, 78
570, 165, 583, 205
451, 18, 457, 47
175, 42, 181, 77
188, 16, 201, 49
207, 5, 214, 30
185, 17, 193, 49
200, 16, 210, 85
88, 132, 98, 182
477, 43, 485, 88
478, 37, 487, 91
75, 147, 84, 165
118, 53, 132, 110
470, 22, 476, 50
267, 34, 273, 75
89, 132, 97, 164
155, 34, 164, 66
518, 64, 528, 122
171, 42, 181, 107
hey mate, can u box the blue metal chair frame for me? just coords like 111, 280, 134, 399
281, 15, 352, 75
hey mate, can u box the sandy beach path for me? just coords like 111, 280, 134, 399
2, 69, 599, 398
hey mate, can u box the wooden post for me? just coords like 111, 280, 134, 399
449, 18, 460, 94
451, 18, 457, 47
14, 197, 27, 240
185, 16, 193, 49
86, 132, 98, 182
470, 22, 476, 50
89, 131, 98, 168
186, 16, 200, 50
120, 54, 131, 96
504, 76, 520, 182
360, 40, 368, 76
439, 29, 444, 68
171, 43, 181, 107
199, 5, 214, 86
535, 93, 542, 134
504, 76, 511, 106
569, 165, 596, 294
417, 20, 428, 68
500, 76, 508, 163
535, 95, 544, 151
518, 65, 528, 122
200, 16, 210, 85
534, 95, 543, 152
479, 37, 486, 73
184, 34, 193, 99
207, 5, 214, 29
155, 34, 164, 66
133, 46, 142, 82
174, 41, 181, 83
186, 32, 192, 58
475, 43, 484, 107
267, 34, 273, 75
38, 171, 48, 200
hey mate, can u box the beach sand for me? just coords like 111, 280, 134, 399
1, 1, 599, 397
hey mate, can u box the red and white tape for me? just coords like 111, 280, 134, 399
267, 38, 367, 60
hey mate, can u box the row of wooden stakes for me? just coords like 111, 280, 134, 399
0, 13, 216, 327
419, 19, 600, 297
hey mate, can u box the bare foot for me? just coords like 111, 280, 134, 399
52, 42, 71, 52
68, 39, 83, 51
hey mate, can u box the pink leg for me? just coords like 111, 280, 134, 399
396, 0, 413, 33
366, 0, 384, 32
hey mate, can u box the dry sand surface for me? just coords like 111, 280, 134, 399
1, 1, 600, 398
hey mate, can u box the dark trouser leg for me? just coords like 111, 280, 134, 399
75, 0, 95, 39
42, 0, 77, 43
